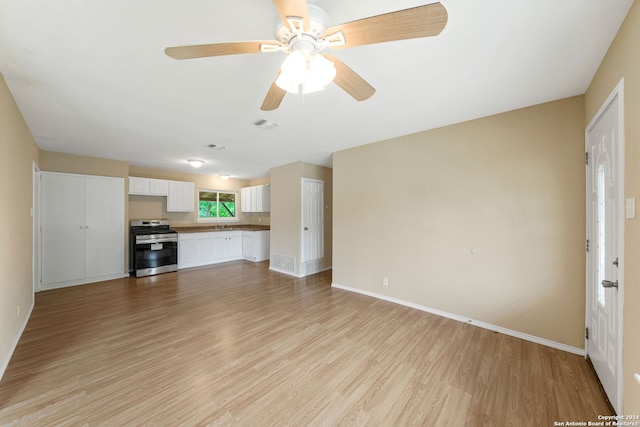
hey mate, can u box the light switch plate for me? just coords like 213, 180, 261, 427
625, 198, 636, 219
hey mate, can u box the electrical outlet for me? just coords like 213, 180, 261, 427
382, 277, 389, 287
626, 198, 636, 219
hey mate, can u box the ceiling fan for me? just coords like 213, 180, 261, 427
165, 0, 448, 111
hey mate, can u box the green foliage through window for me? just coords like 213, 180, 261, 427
199, 190, 236, 219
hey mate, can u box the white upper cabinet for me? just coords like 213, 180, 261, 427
240, 184, 270, 212
129, 176, 193, 212
241, 187, 250, 212
167, 180, 195, 212
129, 177, 150, 195
148, 179, 169, 196
128, 177, 169, 196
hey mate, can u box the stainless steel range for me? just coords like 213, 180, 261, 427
130, 220, 178, 277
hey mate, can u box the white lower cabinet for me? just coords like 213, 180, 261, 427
242, 231, 270, 262
211, 232, 243, 262
178, 232, 215, 269
209, 234, 227, 261
242, 234, 254, 260
178, 231, 244, 269
178, 234, 196, 268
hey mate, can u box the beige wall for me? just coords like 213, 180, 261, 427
128, 165, 269, 225
333, 96, 586, 348
270, 161, 332, 275
585, 0, 640, 413
0, 74, 39, 377
39, 150, 129, 178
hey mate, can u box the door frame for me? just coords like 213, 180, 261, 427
32, 161, 40, 294
585, 77, 625, 413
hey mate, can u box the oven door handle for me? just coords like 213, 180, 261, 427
137, 237, 178, 244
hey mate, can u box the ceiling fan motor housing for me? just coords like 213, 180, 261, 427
274, 4, 330, 53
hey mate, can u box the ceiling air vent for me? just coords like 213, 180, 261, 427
252, 118, 279, 130
206, 144, 227, 150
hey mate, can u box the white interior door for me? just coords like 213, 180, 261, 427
586, 87, 623, 412
301, 178, 324, 263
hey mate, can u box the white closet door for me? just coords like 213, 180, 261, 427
85, 176, 124, 278
41, 173, 86, 285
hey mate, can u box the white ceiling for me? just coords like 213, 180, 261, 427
0, 0, 633, 179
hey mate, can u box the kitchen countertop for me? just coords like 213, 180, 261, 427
172, 224, 270, 233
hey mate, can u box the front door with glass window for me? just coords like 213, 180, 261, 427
586, 88, 623, 411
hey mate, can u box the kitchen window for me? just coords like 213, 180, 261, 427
198, 190, 237, 222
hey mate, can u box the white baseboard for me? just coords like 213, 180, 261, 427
269, 266, 332, 278
269, 266, 300, 277
331, 282, 585, 356
39, 272, 127, 291
0, 299, 34, 381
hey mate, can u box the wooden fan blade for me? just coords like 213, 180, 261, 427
273, 0, 310, 32
165, 41, 281, 59
324, 54, 375, 102
324, 3, 447, 49
261, 80, 286, 111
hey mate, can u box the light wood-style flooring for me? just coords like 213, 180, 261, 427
0, 261, 612, 426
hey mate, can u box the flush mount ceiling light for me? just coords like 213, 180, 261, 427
188, 159, 204, 168
218, 173, 230, 180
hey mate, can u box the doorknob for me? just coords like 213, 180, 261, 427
304, 227, 308, 231
601, 280, 619, 289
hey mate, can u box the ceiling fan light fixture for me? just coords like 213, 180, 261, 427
305, 53, 336, 93
188, 159, 204, 168
276, 50, 336, 95
276, 50, 307, 92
